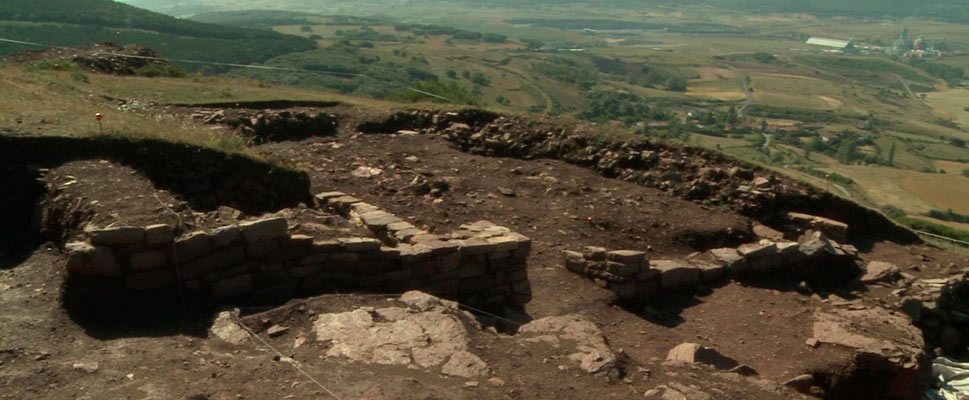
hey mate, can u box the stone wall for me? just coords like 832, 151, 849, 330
64, 194, 532, 308
564, 231, 858, 302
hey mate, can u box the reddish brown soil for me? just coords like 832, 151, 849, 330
2, 106, 968, 400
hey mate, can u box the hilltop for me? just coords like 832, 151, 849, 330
1, 42, 968, 400
0, 0, 315, 65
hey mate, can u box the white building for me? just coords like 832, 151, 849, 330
806, 37, 852, 50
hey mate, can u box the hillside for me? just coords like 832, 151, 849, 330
1, 45, 968, 400
0, 0, 315, 65
122, 0, 969, 23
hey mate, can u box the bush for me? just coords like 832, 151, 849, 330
71, 71, 89, 83
135, 64, 186, 78
881, 205, 906, 218
389, 80, 479, 105
899, 217, 969, 243
470, 72, 490, 86
26, 60, 79, 72
666, 76, 688, 92
482, 33, 507, 44
963, 168, 969, 177
928, 209, 969, 223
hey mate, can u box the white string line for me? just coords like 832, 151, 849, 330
0, 37, 455, 102
230, 314, 345, 400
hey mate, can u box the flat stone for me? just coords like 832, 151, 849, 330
178, 245, 245, 280
709, 248, 745, 270
239, 218, 288, 243
173, 232, 212, 264
651, 259, 701, 290
65, 242, 119, 277
145, 224, 175, 246
209, 310, 249, 345
583, 246, 607, 261
211, 273, 253, 300
88, 226, 146, 246
606, 250, 646, 265
442, 351, 489, 378
338, 237, 382, 252
666, 342, 739, 370
210, 226, 241, 248
737, 240, 777, 258
125, 269, 176, 291
861, 261, 900, 284
752, 224, 784, 241
267, 325, 289, 338
129, 249, 168, 271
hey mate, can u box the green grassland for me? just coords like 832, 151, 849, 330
8, 0, 969, 240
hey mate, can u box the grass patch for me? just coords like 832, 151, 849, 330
899, 217, 969, 242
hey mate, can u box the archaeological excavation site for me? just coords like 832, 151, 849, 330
2, 105, 968, 400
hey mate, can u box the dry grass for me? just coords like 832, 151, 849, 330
0, 64, 392, 155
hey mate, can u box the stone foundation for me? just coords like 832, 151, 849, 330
563, 231, 858, 302
65, 193, 532, 308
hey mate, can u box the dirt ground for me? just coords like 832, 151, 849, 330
2, 105, 968, 400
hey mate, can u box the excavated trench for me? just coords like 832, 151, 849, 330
353, 109, 948, 400
0, 165, 46, 269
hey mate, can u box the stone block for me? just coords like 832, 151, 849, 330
635, 270, 662, 300
511, 280, 531, 295
350, 202, 380, 214
329, 252, 359, 263
66, 242, 120, 277
788, 212, 848, 243
563, 250, 587, 273
381, 268, 412, 283
173, 232, 212, 264
210, 226, 241, 248
129, 249, 168, 271
314, 191, 346, 207
239, 218, 288, 243
250, 269, 292, 288
460, 275, 495, 294
606, 261, 640, 277
417, 239, 460, 256
583, 246, 607, 261
201, 264, 250, 283
459, 238, 495, 255
246, 240, 279, 258
652, 259, 702, 290
88, 226, 146, 246
738, 240, 777, 259
311, 240, 342, 253
608, 281, 639, 300
457, 263, 489, 279
145, 224, 175, 246
359, 211, 402, 229
606, 250, 647, 265
776, 242, 803, 264
695, 261, 727, 283
299, 252, 329, 266
178, 245, 245, 280
125, 269, 176, 291
356, 274, 383, 287
386, 221, 416, 232
709, 248, 745, 271
339, 237, 382, 252
394, 228, 425, 243
666, 343, 739, 370
486, 236, 520, 252
211, 273, 253, 300
289, 264, 322, 278
303, 273, 354, 291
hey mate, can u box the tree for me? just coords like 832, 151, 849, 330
666, 76, 687, 92
446, 69, 457, 79
887, 140, 896, 166
962, 169, 969, 177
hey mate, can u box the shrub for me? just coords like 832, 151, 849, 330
71, 71, 89, 83
963, 168, 969, 177
881, 205, 906, 218
135, 64, 186, 78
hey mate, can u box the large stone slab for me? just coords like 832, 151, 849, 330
651, 259, 701, 290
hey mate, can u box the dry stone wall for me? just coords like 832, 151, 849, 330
64, 193, 532, 308
564, 230, 859, 302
